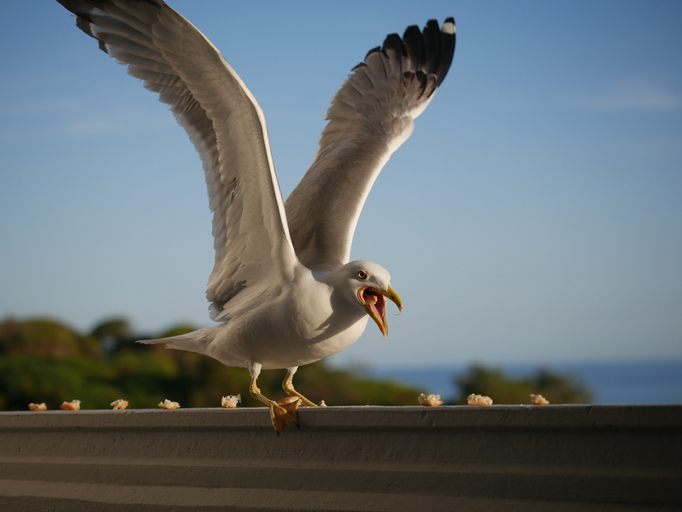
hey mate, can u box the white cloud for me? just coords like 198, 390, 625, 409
58, 108, 175, 138
60, 117, 124, 137
25, 97, 83, 114
569, 79, 682, 112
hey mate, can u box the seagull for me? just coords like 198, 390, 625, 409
57, 0, 455, 432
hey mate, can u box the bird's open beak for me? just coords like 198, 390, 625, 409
357, 285, 403, 338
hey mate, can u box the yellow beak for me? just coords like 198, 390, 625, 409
358, 284, 403, 338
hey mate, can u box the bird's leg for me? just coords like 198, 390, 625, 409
248, 363, 299, 434
250, 378, 300, 432
282, 366, 318, 407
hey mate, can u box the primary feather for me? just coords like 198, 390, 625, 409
285, 17, 455, 272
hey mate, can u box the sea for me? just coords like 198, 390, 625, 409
367, 359, 682, 405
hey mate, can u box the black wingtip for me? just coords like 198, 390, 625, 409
383, 33, 408, 59
351, 18, 456, 84
364, 45, 382, 60
434, 17, 456, 87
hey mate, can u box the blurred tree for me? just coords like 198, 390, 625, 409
453, 364, 593, 405
0, 317, 100, 359
91, 317, 133, 352
0, 317, 422, 411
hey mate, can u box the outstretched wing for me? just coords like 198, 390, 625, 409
58, 0, 299, 319
285, 18, 456, 272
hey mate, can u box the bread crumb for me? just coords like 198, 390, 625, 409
530, 394, 550, 405
221, 395, 241, 408
318, 400, 327, 407
418, 393, 443, 406
467, 393, 493, 406
60, 400, 81, 411
28, 403, 47, 411
111, 399, 129, 410
158, 399, 180, 409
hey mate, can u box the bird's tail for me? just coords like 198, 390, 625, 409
137, 327, 213, 356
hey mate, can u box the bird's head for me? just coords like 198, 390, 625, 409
336, 260, 403, 338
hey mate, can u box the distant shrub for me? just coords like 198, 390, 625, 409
453, 364, 593, 405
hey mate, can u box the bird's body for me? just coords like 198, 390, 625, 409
165, 262, 379, 371
56, 0, 455, 431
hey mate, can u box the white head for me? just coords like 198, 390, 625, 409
327, 260, 403, 338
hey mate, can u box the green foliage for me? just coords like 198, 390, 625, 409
453, 364, 593, 405
0, 318, 101, 359
0, 317, 422, 411
91, 317, 133, 352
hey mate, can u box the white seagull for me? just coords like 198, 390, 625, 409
58, 0, 455, 432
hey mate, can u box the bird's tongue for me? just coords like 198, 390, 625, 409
363, 289, 386, 320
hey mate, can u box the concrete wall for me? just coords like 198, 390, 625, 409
0, 405, 680, 511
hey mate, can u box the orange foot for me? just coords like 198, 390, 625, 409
270, 396, 301, 434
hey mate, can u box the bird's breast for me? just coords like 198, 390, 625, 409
206, 270, 372, 370
227, 276, 369, 370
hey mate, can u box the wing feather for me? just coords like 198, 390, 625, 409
58, 0, 299, 319
285, 18, 456, 272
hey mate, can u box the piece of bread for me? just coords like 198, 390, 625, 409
530, 394, 550, 405
60, 400, 81, 411
467, 393, 493, 406
111, 399, 129, 410
158, 399, 180, 409
418, 393, 443, 406
28, 403, 47, 411
220, 395, 241, 408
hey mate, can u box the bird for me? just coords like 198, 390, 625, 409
57, 0, 455, 432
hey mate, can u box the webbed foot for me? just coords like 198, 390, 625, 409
270, 396, 301, 434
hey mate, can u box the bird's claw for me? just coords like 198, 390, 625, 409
269, 396, 301, 434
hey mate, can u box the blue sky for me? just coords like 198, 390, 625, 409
1, 1, 681, 367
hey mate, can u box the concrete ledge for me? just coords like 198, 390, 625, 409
1, 405, 681, 511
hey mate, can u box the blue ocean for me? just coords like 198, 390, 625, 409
369, 359, 682, 404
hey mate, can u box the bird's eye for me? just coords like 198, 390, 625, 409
357, 270, 368, 280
